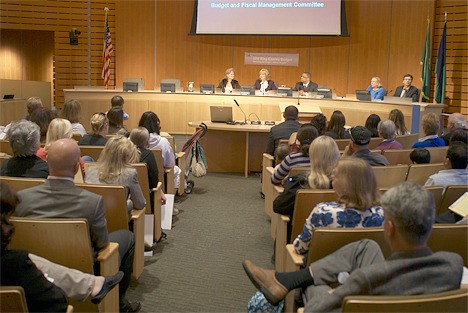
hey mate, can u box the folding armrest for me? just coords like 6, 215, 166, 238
96, 242, 120, 313
130, 209, 145, 279
275, 215, 290, 272
262, 153, 275, 195
175, 151, 186, 195
164, 167, 175, 195
270, 184, 284, 239
152, 182, 163, 242
264, 166, 275, 217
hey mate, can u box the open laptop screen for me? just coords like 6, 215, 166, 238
210, 106, 233, 123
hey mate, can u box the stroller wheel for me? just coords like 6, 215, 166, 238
185, 180, 195, 194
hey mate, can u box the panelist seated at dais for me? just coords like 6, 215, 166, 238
218, 67, 241, 93
393, 73, 420, 102
366, 76, 385, 101
254, 68, 277, 93
293, 71, 318, 95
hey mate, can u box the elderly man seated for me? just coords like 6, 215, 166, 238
242, 182, 463, 312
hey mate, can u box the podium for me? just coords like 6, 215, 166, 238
278, 102, 322, 123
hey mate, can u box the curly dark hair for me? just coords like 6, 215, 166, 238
138, 111, 161, 135
310, 113, 327, 135
1, 182, 19, 251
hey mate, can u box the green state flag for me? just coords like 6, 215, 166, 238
435, 22, 447, 104
420, 20, 431, 102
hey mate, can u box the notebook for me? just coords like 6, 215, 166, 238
210, 106, 233, 123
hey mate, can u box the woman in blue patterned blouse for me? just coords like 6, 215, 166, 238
293, 157, 384, 254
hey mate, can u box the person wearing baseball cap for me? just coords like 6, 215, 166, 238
342, 126, 389, 166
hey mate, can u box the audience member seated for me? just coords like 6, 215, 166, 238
271, 124, 318, 185
15, 138, 141, 313
78, 113, 109, 146
217, 67, 241, 93
364, 114, 381, 137
0, 120, 49, 178
450, 128, 468, 145
410, 148, 431, 164
375, 120, 403, 151
129, 127, 160, 212
138, 111, 181, 190
274, 144, 290, 168
254, 68, 277, 93
242, 182, 463, 309
0, 182, 123, 311
61, 99, 87, 137
30, 107, 56, 143
342, 126, 389, 166
310, 113, 327, 135
85, 136, 146, 215
389, 108, 410, 136
366, 76, 385, 100
324, 110, 350, 139
265, 105, 301, 156
273, 136, 340, 240
111, 95, 130, 120
393, 73, 420, 102
107, 106, 128, 136
425, 142, 467, 188
293, 72, 318, 95
1, 96, 43, 140
293, 157, 384, 254
442, 113, 467, 145
412, 113, 445, 148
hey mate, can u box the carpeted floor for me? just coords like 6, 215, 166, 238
126, 172, 274, 313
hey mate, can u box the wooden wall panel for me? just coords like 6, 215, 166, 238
433, 0, 467, 118
347, 0, 392, 94
194, 36, 233, 87
233, 36, 272, 86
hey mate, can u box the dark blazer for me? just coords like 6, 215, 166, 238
254, 79, 277, 91
0, 155, 49, 179
394, 85, 420, 102
217, 79, 241, 92
294, 81, 318, 92
16, 179, 109, 253
1, 249, 68, 312
265, 119, 302, 155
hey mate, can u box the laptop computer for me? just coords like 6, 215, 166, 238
3, 94, 14, 100
383, 96, 413, 104
356, 90, 371, 101
210, 106, 233, 123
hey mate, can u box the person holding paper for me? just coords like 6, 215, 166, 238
254, 68, 277, 93
294, 72, 318, 95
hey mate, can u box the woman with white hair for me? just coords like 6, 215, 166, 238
366, 76, 385, 100
254, 68, 277, 93
375, 119, 403, 151
0, 120, 49, 178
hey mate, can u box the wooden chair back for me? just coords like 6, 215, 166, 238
72, 133, 82, 141
0, 140, 13, 156
131, 163, 151, 214
78, 146, 104, 162
0, 154, 10, 167
76, 183, 129, 233
406, 163, 445, 185
290, 190, 338, 241
262, 153, 275, 195
439, 185, 468, 215
9, 217, 119, 312
429, 224, 468, 266
382, 149, 413, 165
368, 137, 382, 150
428, 146, 449, 163
342, 289, 468, 313
289, 166, 310, 177
425, 186, 444, 213
0, 176, 45, 192
306, 227, 390, 267
150, 148, 166, 193
372, 165, 408, 188
0, 286, 28, 313
334, 139, 350, 150
395, 133, 419, 149
162, 134, 176, 153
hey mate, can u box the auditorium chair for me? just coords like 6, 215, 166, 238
0, 154, 10, 167
78, 145, 104, 162
382, 149, 413, 165
261, 153, 275, 196
283, 228, 388, 313
76, 183, 145, 280
150, 148, 174, 194
372, 164, 409, 188
271, 184, 284, 240
424, 186, 444, 213
72, 133, 82, 141
438, 185, 468, 215
341, 289, 468, 313
334, 139, 350, 151
0, 139, 13, 156
0, 286, 74, 313
405, 163, 445, 185
368, 137, 382, 150
395, 133, 419, 149
263, 166, 275, 218
428, 146, 449, 163
429, 224, 468, 266
9, 217, 119, 313
275, 189, 337, 272
0, 176, 44, 191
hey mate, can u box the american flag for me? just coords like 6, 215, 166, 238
101, 10, 113, 87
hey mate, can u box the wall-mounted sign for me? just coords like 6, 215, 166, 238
244, 52, 299, 66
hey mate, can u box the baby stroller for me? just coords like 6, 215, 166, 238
181, 123, 208, 194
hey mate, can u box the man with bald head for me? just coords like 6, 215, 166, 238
16, 138, 141, 312
442, 113, 467, 145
